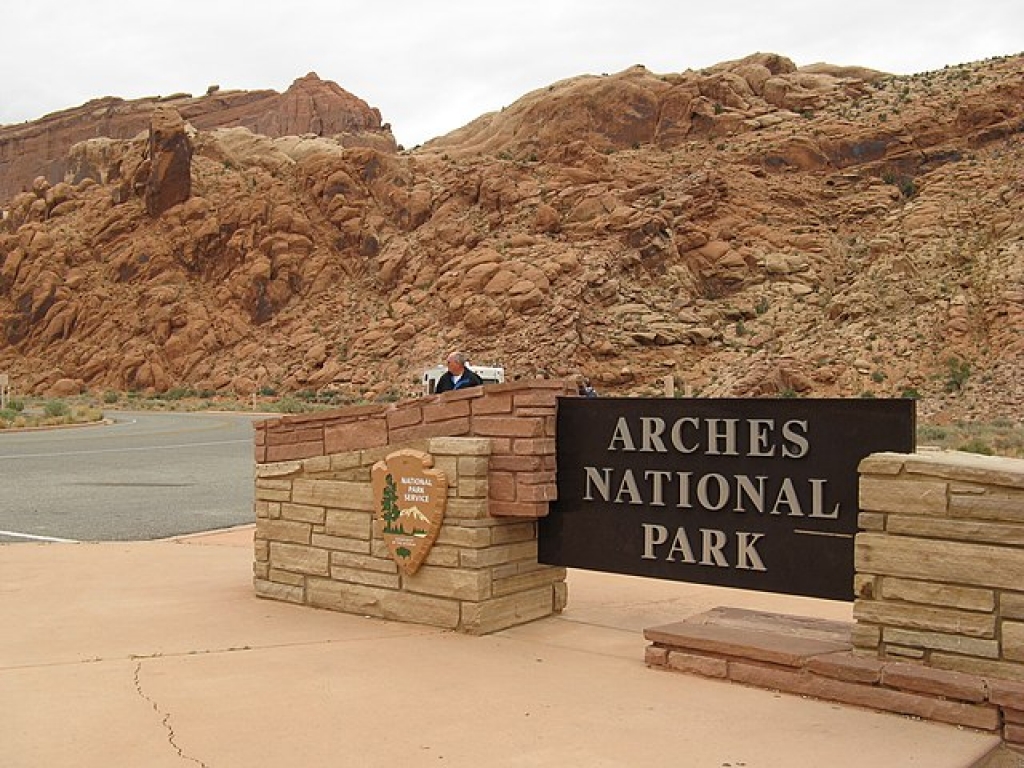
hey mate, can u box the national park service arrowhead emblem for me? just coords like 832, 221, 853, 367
371, 449, 447, 576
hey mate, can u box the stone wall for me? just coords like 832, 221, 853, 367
855, 451, 1024, 678
646, 449, 1024, 747
253, 380, 575, 634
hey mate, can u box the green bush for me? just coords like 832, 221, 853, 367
8, 398, 25, 412
103, 390, 120, 404
44, 400, 70, 417
959, 438, 993, 456
945, 357, 971, 392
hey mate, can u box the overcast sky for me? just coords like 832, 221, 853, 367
2, 1, 1021, 148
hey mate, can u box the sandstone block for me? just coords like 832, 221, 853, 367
292, 478, 374, 511
488, 500, 549, 518
324, 417, 387, 454
887, 515, 1024, 547
436, 524, 492, 548
858, 453, 907, 475
470, 394, 513, 415
881, 661, 988, 702
460, 585, 555, 634
325, 509, 372, 539
491, 521, 536, 545
256, 461, 302, 478
554, 581, 568, 612
728, 662, 1000, 731
989, 679, 1024, 709
902, 452, 1024, 489
330, 565, 401, 589
386, 406, 423, 430
489, 455, 544, 472
805, 652, 883, 683
1003, 592, 1024, 620
857, 511, 885, 531
268, 568, 305, 587
492, 565, 566, 597
472, 415, 545, 437
1004, 620, 1024, 662
255, 486, 291, 503
330, 551, 398, 574
424, 400, 471, 423
880, 577, 994, 612
266, 441, 324, 462
457, 455, 490, 477
307, 578, 459, 629
458, 477, 488, 498
666, 650, 729, 678
446, 498, 489, 520
854, 599, 994, 638
859, 476, 948, 515
856, 532, 1024, 591
254, 578, 304, 604
330, 451, 363, 471
645, 646, 669, 666
300, 455, 332, 474
488, 471, 517, 501
512, 438, 556, 456
404, 565, 491, 600
460, 540, 538, 569
311, 533, 371, 554
950, 490, 1024, 523
882, 627, 999, 658
269, 542, 329, 576
428, 436, 492, 456
390, 418, 472, 443
416, 544, 456, 568
930, 653, 1024, 682
281, 502, 326, 525
256, 518, 311, 545
643, 623, 848, 667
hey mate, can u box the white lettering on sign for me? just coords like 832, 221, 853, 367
582, 467, 840, 519
401, 476, 433, 503
607, 416, 810, 458
641, 523, 767, 571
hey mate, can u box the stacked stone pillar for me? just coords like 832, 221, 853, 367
253, 379, 574, 634
856, 450, 1024, 745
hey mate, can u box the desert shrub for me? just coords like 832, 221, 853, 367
44, 400, 70, 418
959, 438, 993, 455
945, 357, 971, 392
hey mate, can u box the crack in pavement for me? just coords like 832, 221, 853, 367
133, 660, 210, 768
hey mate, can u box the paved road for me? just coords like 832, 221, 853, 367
0, 410, 260, 543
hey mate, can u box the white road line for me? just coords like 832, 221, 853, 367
0, 438, 250, 461
0, 530, 79, 543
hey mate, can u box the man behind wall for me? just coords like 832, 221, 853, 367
434, 352, 484, 393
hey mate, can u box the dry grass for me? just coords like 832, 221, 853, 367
917, 420, 1024, 459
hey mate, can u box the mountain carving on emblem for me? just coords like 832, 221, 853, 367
398, 506, 431, 536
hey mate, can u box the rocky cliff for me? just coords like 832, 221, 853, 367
0, 53, 1021, 424
0, 72, 396, 202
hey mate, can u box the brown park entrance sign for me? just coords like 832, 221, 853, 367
539, 398, 915, 601
371, 449, 448, 576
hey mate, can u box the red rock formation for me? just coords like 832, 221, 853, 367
144, 107, 192, 216
0, 73, 395, 202
0, 53, 1022, 425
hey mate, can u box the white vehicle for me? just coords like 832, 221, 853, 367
422, 364, 505, 395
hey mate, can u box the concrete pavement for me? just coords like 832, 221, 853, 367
0, 526, 1008, 767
